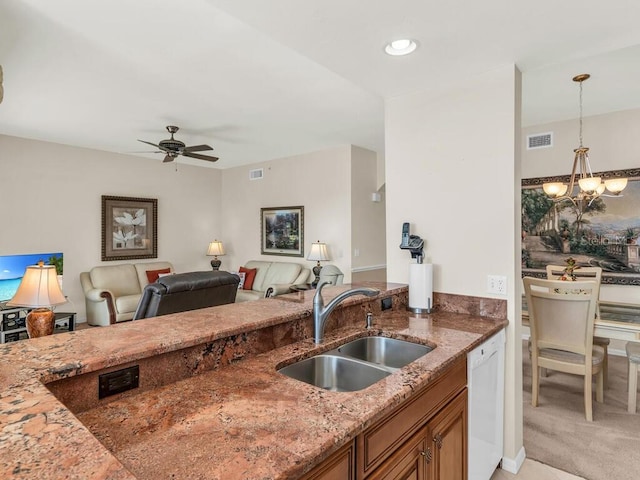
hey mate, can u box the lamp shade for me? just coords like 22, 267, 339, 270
207, 240, 225, 257
307, 242, 329, 262
542, 182, 567, 197
605, 178, 628, 194
7, 264, 66, 308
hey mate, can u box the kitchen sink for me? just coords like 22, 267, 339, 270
278, 335, 434, 392
278, 354, 391, 392
336, 336, 433, 370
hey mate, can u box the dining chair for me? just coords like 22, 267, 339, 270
523, 276, 604, 422
546, 264, 609, 386
626, 341, 640, 413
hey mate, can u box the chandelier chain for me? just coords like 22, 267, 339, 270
578, 79, 583, 148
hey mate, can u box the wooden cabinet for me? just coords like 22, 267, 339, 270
301, 440, 356, 480
427, 390, 467, 480
359, 356, 467, 480
305, 356, 467, 480
367, 427, 428, 480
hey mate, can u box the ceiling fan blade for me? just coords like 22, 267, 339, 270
163, 154, 174, 163
139, 139, 171, 152
138, 139, 160, 148
183, 144, 213, 152
182, 151, 219, 162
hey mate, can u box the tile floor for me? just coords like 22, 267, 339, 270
491, 459, 585, 480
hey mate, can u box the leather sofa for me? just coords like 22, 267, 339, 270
133, 271, 239, 320
80, 261, 173, 326
235, 260, 310, 302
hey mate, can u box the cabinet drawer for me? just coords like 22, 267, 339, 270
357, 356, 466, 477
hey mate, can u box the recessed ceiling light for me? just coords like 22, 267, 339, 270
384, 39, 417, 56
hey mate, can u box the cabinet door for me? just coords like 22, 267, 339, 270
301, 441, 355, 480
368, 427, 429, 480
428, 390, 467, 480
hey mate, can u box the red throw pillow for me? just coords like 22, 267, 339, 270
146, 268, 171, 283
239, 267, 257, 290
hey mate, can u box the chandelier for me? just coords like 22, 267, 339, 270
542, 74, 627, 212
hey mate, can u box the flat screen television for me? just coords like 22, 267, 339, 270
0, 252, 63, 304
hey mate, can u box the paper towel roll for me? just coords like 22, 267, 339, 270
409, 263, 433, 313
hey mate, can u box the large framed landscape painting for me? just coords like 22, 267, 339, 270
102, 195, 157, 261
522, 168, 640, 285
260, 206, 304, 257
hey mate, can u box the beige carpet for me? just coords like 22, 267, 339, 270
522, 340, 640, 480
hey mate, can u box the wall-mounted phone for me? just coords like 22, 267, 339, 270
399, 222, 424, 260
401, 222, 410, 248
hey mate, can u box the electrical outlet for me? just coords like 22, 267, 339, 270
487, 275, 507, 295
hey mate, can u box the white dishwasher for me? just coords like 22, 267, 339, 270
467, 329, 505, 480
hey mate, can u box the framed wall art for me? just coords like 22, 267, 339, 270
102, 195, 157, 261
260, 206, 304, 257
521, 168, 640, 285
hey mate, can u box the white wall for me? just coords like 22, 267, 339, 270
522, 107, 640, 304
0, 134, 222, 322
351, 145, 386, 276
220, 146, 354, 280
385, 65, 524, 470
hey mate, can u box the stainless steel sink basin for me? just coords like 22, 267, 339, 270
278, 354, 391, 392
337, 336, 433, 369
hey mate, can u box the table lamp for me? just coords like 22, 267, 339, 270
307, 241, 329, 287
7, 262, 67, 338
207, 240, 225, 270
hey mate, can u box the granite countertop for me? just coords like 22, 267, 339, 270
0, 283, 507, 479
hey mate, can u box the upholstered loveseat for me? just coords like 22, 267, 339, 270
235, 260, 310, 302
80, 261, 173, 326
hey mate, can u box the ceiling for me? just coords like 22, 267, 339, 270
1, 0, 639, 168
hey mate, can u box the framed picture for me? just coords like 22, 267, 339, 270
102, 195, 157, 261
522, 168, 640, 285
260, 206, 304, 257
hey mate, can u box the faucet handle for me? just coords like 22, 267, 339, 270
366, 312, 373, 329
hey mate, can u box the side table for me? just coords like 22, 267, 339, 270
0, 309, 76, 343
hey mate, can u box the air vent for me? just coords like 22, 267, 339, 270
527, 132, 553, 150
249, 168, 264, 180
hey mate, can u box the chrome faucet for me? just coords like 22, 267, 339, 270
312, 282, 380, 343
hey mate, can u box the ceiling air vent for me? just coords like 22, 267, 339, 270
249, 168, 264, 180
527, 132, 553, 150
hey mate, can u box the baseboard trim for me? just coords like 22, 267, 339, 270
500, 446, 526, 474
351, 264, 386, 273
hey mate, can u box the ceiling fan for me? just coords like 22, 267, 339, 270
138, 126, 219, 163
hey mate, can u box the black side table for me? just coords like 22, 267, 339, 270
0, 309, 75, 343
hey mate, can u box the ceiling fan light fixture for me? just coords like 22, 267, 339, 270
138, 126, 219, 164
384, 39, 417, 56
